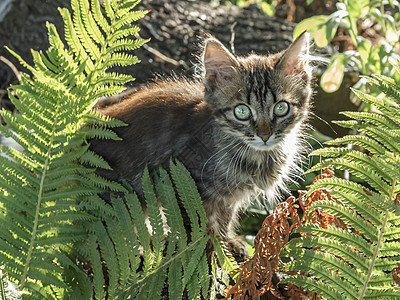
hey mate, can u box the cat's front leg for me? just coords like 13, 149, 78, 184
204, 200, 249, 262
224, 236, 249, 262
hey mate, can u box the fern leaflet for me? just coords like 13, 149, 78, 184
283, 67, 400, 298
0, 0, 147, 298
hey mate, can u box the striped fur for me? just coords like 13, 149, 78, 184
91, 33, 315, 258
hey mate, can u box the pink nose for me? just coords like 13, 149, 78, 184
257, 133, 271, 142
256, 124, 273, 142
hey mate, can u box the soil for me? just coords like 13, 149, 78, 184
0, 0, 302, 84
0, 0, 357, 136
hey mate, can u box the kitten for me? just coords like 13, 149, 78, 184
90, 33, 314, 258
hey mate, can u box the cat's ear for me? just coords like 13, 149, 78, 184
202, 38, 239, 90
277, 32, 311, 78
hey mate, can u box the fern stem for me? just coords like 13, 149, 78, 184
86, 1, 116, 90
19, 90, 61, 290
128, 235, 208, 289
358, 209, 389, 300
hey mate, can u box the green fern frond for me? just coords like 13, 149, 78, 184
286, 248, 366, 286
332, 121, 400, 153
0, 0, 148, 296
92, 85, 127, 99
307, 177, 370, 201
284, 260, 359, 299
154, 168, 187, 250
76, 162, 211, 299
368, 274, 398, 288
108, 26, 143, 44
127, 192, 153, 269
312, 201, 379, 241
285, 275, 346, 300
307, 158, 391, 195
284, 67, 400, 298
296, 224, 374, 257
142, 167, 165, 266
373, 256, 400, 272
170, 160, 208, 237
82, 126, 122, 140
80, 111, 127, 128
0, 266, 25, 300
350, 88, 393, 113
79, 150, 111, 169
112, 10, 148, 31
94, 72, 134, 86
385, 226, 400, 241
168, 259, 184, 300
183, 240, 208, 287
289, 234, 370, 272
379, 241, 400, 257
104, 52, 141, 68
367, 74, 400, 102
313, 135, 386, 155
340, 111, 399, 130
86, 235, 106, 299
364, 289, 400, 299
310, 148, 392, 185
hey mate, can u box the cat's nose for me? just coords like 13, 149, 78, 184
256, 126, 272, 142
257, 133, 271, 142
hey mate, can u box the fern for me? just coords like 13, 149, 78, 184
282, 70, 400, 298
0, 1, 239, 298
0, 0, 147, 298
68, 161, 211, 299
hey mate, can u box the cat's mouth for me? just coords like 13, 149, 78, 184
246, 135, 280, 151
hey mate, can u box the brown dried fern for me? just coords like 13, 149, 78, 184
224, 169, 341, 300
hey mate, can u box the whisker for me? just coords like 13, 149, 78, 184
233, 144, 248, 190
225, 143, 246, 195
309, 112, 337, 135
233, 144, 250, 191
210, 140, 237, 198
201, 140, 235, 184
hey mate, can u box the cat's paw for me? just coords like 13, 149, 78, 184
224, 237, 249, 262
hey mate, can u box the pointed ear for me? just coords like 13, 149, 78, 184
277, 32, 311, 77
202, 38, 239, 90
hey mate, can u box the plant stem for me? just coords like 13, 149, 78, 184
380, 1, 386, 37
19, 86, 61, 290
129, 234, 208, 287
358, 209, 389, 300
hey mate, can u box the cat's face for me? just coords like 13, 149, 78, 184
202, 34, 313, 151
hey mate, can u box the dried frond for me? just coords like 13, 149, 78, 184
224, 194, 302, 299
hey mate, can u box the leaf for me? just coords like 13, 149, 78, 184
346, 0, 362, 19
182, 239, 207, 287
168, 258, 183, 300
0, 0, 147, 297
282, 67, 400, 298
293, 15, 328, 40
282, 275, 346, 300
321, 54, 347, 93
142, 167, 165, 266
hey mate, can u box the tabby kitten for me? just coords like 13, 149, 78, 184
90, 33, 314, 257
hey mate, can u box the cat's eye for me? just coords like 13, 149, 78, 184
273, 101, 289, 117
234, 104, 252, 121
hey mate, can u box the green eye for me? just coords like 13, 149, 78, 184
273, 101, 289, 117
234, 104, 252, 121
